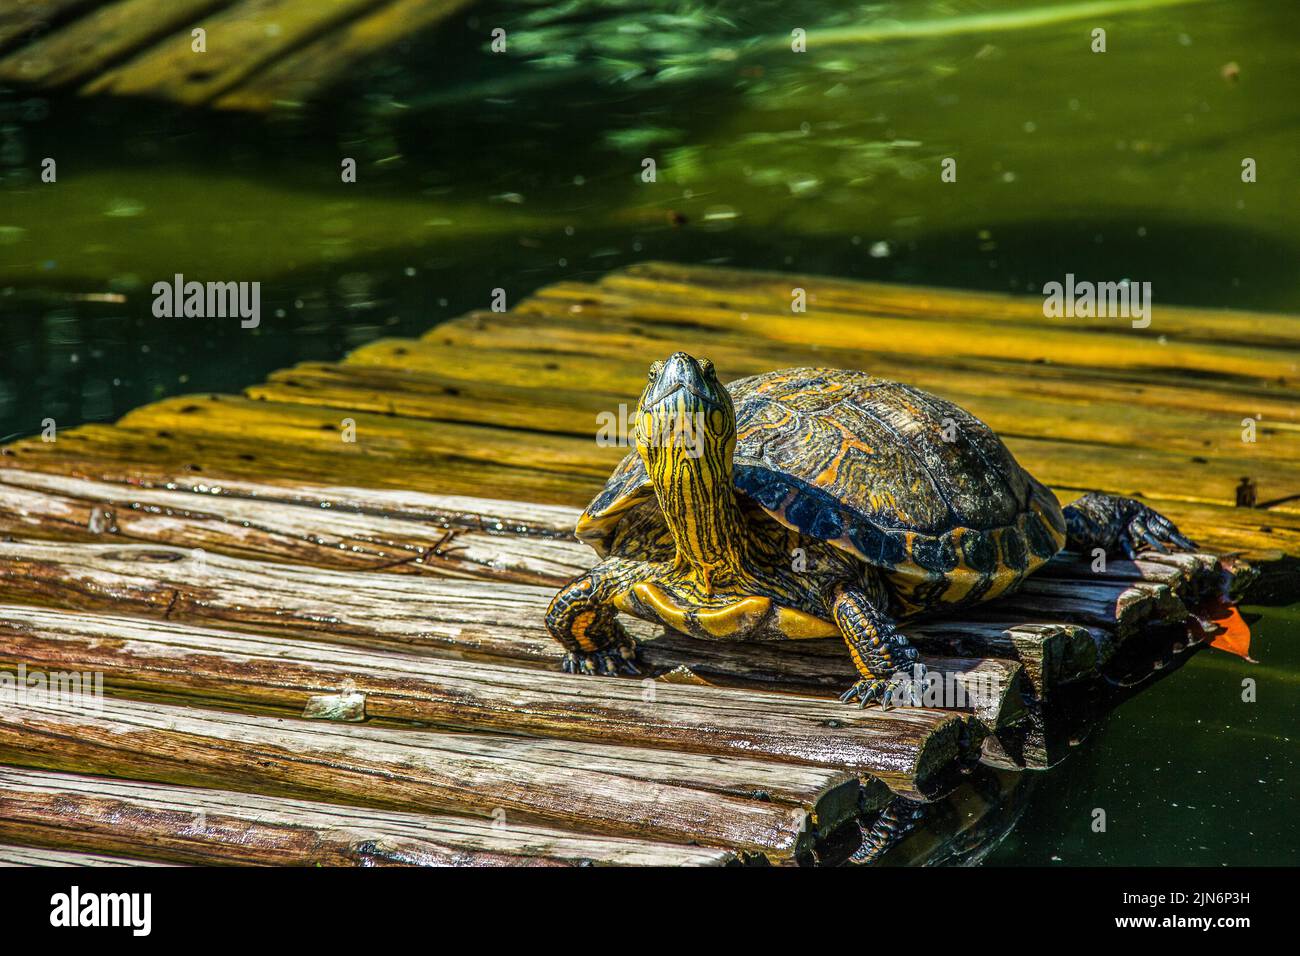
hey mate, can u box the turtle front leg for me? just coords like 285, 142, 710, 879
1063, 492, 1197, 560
832, 585, 925, 710
546, 562, 640, 677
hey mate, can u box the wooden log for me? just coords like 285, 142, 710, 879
0, 535, 1065, 721
0, 467, 576, 534
0, 0, 235, 86
250, 360, 622, 439
0, 0, 102, 55
591, 262, 1300, 375
348, 335, 1300, 523
870, 767, 1037, 867
603, 261, 1300, 352
112, 393, 612, 481
0, 768, 736, 866
214, 0, 475, 111
0, 422, 598, 505
0, 693, 836, 859
1037, 549, 1230, 608
82, 0, 398, 105
0, 844, 172, 867
2, 409, 1295, 566
0, 468, 583, 585
0, 599, 957, 799
0, 603, 873, 822
429, 306, 1300, 452
977, 576, 1187, 642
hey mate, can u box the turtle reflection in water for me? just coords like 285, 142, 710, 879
546, 352, 1195, 708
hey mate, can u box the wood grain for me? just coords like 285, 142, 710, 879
0, 768, 737, 866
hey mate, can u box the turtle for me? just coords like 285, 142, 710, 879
546, 352, 1196, 708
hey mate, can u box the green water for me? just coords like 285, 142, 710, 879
0, 0, 1296, 864
985, 606, 1298, 866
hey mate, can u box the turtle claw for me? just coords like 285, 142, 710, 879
1124, 505, 1198, 557
839, 678, 888, 709
840, 665, 927, 710
561, 642, 640, 678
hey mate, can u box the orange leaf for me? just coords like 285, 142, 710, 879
1208, 606, 1254, 661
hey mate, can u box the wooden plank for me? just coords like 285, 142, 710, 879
82, 0, 398, 105
5, 394, 1292, 562
0, 468, 1211, 659
0, 0, 236, 86
111, 393, 610, 481
410, 313, 1300, 506
0, 0, 104, 55
0, 768, 736, 866
428, 304, 1300, 433
0, 591, 962, 798
0, 530, 1087, 715
0, 468, 583, 585
0, 467, 577, 535
0, 693, 831, 859
599, 261, 1300, 352
0, 423, 597, 504
0, 844, 171, 867
215, 0, 474, 111
261, 348, 1300, 461
0, 603, 873, 825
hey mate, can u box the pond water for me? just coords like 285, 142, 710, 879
0, 0, 1295, 865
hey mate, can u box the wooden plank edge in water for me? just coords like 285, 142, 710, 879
80, 0, 399, 105
0, 0, 105, 56
213, 0, 476, 112
0, 768, 737, 867
0, 0, 235, 87
0, 599, 954, 801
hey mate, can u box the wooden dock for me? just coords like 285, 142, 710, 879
0, 261, 1293, 866
0, 0, 472, 111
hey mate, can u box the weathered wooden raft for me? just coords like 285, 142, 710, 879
0, 261, 1292, 866
0, 0, 472, 111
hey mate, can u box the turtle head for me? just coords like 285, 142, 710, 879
635, 352, 743, 585
635, 351, 734, 482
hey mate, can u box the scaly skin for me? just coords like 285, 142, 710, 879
1063, 492, 1197, 559
851, 796, 928, 865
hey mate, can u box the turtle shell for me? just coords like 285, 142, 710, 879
577, 368, 1066, 613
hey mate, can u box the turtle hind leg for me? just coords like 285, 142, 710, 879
850, 796, 928, 865
546, 563, 640, 676
832, 585, 925, 709
1063, 492, 1197, 560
